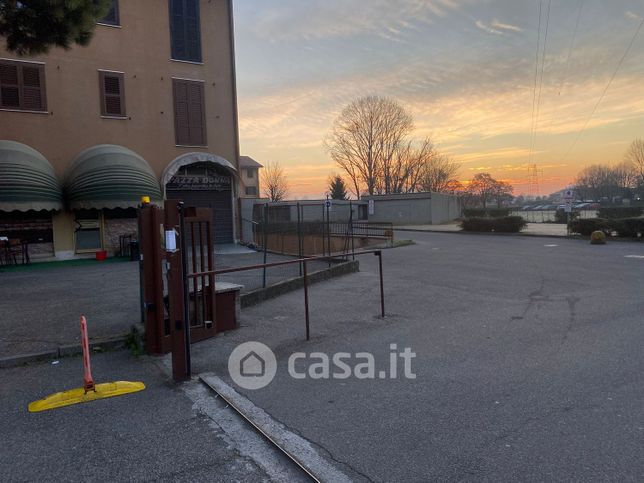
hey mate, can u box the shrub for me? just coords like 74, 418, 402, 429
460, 216, 526, 233
612, 218, 644, 238
590, 231, 606, 244
597, 207, 643, 219
460, 217, 493, 232
570, 218, 610, 237
463, 208, 511, 218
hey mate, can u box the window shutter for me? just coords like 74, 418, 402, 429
0, 60, 46, 111
173, 79, 206, 146
99, 72, 125, 117
169, 0, 201, 62
173, 80, 191, 144
21, 65, 46, 111
188, 81, 205, 145
0, 62, 20, 108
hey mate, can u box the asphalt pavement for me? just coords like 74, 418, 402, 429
186, 232, 644, 482
0, 349, 304, 482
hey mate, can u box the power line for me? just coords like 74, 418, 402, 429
528, 1, 543, 166
558, 0, 584, 96
529, 0, 552, 165
559, 16, 644, 164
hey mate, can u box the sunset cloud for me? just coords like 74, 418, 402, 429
235, 0, 644, 197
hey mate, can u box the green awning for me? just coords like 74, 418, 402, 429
65, 145, 162, 209
0, 140, 63, 212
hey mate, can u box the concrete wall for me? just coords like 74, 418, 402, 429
429, 192, 462, 224
0, 0, 238, 180
365, 195, 432, 225
363, 193, 461, 225
239, 197, 262, 244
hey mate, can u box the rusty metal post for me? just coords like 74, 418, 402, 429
262, 203, 268, 288
165, 200, 190, 382
376, 250, 385, 318
303, 260, 310, 341
178, 202, 191, 377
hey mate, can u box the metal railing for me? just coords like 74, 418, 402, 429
188, 250, 386, 341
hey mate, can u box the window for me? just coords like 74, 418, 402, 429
169, 0, 202, 62
246, 168, 255, 179
97, 0, 120, 26
74, 211, 103, 252
0, 60, 47, 111
173, 79, 206, 146
245, 186, 258, 196
98, 71, 125, 117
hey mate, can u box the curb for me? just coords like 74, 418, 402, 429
0, 336, 126, 369
394, 227, 572, 240
199, 373, 353, 483
240, 259, 359, 308
394, 227, 644, 243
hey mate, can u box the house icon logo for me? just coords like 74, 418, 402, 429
228, 342, 277, 390
240, 351, 265, 378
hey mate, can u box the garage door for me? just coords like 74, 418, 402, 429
166, 187, 234, 244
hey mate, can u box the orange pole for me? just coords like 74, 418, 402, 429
80, 316, 95, 393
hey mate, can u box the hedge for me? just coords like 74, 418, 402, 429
460, 216, 527, 233
611, 218, 644, 238
569, 218, 610, 237
597, 207, 643, 219
569, 217, 644, 238
463, 208, 511, 218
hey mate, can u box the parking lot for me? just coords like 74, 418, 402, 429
187, 231, 644, 481
0, 250, 329, 358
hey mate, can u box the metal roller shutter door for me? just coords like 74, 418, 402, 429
166, 188, 234, 244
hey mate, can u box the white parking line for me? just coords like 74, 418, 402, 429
544, 244, 558, 247
625, 255, 644, 259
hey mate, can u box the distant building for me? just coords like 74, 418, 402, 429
239, 156, 263, 198
0, 0, 240, 259
362, 192, 462, 225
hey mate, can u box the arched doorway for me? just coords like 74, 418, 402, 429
163, 153, 236, 244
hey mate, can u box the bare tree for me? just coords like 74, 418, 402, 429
326, 96, 414, 198
379, 137, 436, 194
466, 173, 513, 208
261, 161, 289, 202
575, 161, 637, 201
625, 138, 644, 186
419, 153, 461, 193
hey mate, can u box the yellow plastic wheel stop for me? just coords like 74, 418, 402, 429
28, 381, 146, 413
28, 316, 145, 413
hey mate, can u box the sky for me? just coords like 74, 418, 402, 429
232, 0, 644, 198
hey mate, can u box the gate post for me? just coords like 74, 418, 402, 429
139, 203, 164, 354
165, 200, 191, 382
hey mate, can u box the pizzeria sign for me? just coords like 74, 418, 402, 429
167, 174, 232, 191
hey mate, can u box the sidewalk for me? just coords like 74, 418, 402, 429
396, 222, 568, 237
0, 350, 279, 482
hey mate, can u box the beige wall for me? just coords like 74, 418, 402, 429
239, 166, 260, 197
0, 0, 239, 180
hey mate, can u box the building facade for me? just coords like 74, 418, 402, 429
0, 0, 240, 259
238, 155, 262, 198
362, 192, 462, 225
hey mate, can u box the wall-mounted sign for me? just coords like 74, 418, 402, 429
167, 174, 231, 191
368, 199, 375, 215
